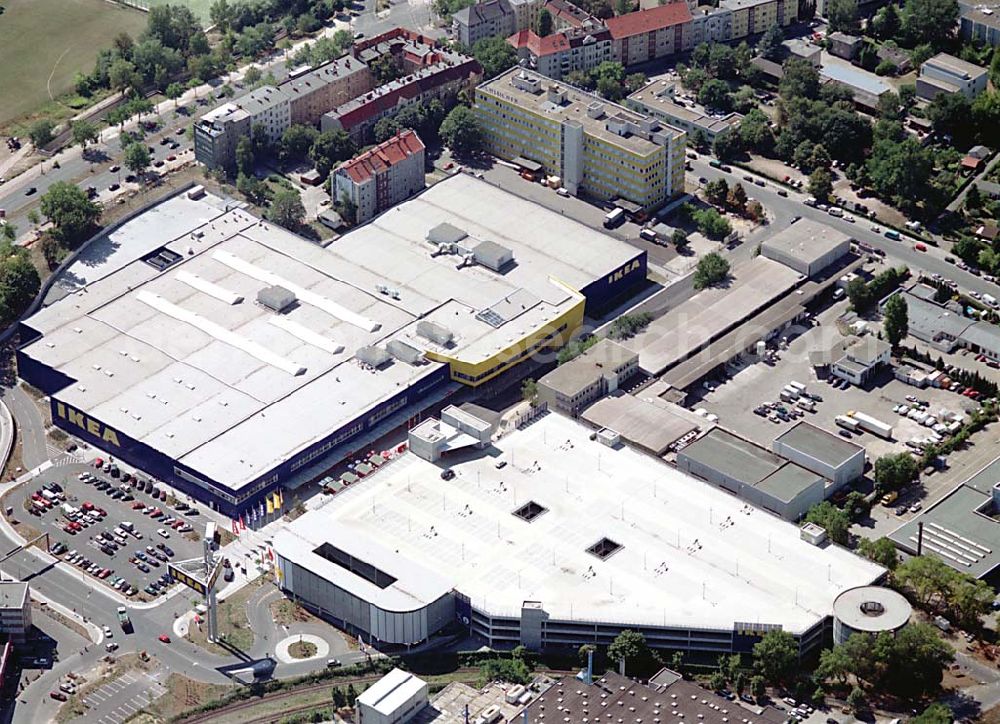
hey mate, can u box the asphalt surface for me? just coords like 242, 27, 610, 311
13, 463, 206, 599
687, 157, 1000, 301
2, 385, 48, 471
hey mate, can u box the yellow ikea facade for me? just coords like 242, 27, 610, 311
425, 293, 585, 387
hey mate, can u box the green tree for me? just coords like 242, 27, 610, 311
471, 36, 518, 79
750, 675, 766, 700
108, 58, 141, 93
244, 66, 263, 88
709, 671, 727, 691
728, 182, 748, 212
672, 229, 689, 247
440, 106, 483, 155
856, 537, 900, 570
28, 119, 55, 149
479, 657, 531, 684
692, 208, 732, 240
281, 124, 319, 162
713, 131, 743, 161
757, 22, 784, 60
71, 120, 100, 151
884, 623, 953, 696
332, 686, 346, 708
966, 183, 983, 211
805, 501, 851, 544
874, 452, 920, 491
236, 173, 270, 205
912, 703, 954, 724
27, 210, 40, 227
809, 144, 832, 170
895, 555, 957, 607
901, 0, 959, 48
39, 181, 101, 246
693, 252, 731, 289
871, 2, 901, 38
0, 250, 41, 323
753, 630, 797, 684
808, 167, 833, 202
780, 58, 820, 99
536, 7, 554, 36
235, 136, 254, 177
123, 142, 151, 176
704, 177, 729, 205
578, 643, 596, 665
521, 377, 538, 405
607, 630, 653, 677
698, 79, 732, 111
882, 293, 909, 348
846, 686, 865, 713
309, 129, 356, 178
269, 188, 305, 231
827, 0, 859, 32
165, 81, 185, 107
846, 277, 873, 312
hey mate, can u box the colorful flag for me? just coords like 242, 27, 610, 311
268, 547, 274, 561
271, 491, 281, 510
277, 489, 284, 508
231, 518, 238, 535
239, 515, 246, 530
266, 497, 274, 514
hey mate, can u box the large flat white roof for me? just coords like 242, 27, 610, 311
275, 414, 883, 633
22, 177, 639, 492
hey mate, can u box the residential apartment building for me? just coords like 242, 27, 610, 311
321, 55, 482, 142
333, 129, 426, 223
476, 68, 686, 210
452, 0, 515, 47
285, 56, 374, 126
194, 86, 290, 171
719, 0, 798, 37
606, 2, 693, 65
688, 6, 734, 46
916, 53, 988, 100
545, 0, 602, 29
507, 26, 614, 81
0, 582, 30, 643
959, 0, 1000, 47
509, 0, 547, 31
626, 80, 742, 144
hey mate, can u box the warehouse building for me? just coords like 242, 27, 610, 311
581, 393, 703, 455
772, 422, 865, 491
889, 456, 1000, 582
275, 413, 882, 653
17, 177, 645, 517
760, 219, 852, 278
356, 668, 429, 724
675, 428, 826, 521
536, 339, 638, 416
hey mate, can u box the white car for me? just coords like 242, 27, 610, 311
103, 625, 113, 638
105, 642, 119, 652
871, 225, 881, 233
157, 528, 170, 539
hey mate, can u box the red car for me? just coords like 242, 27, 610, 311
171, 519, 184, 529
94, 458, 104, 468
158, 635, 171, 644
915, 243, 928, 252
50, 691, 67, 701
82, 501, 94, 511
63, 524, 77, 535
99, 568, 111, 579
95, 508, 108, 517
132, 501, 145, 510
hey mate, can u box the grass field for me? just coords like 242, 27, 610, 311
120, 0, 214, 24
0, 0, 149, 129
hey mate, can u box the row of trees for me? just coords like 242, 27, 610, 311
845, 266, 908, 313
703, 179, 765, 222
895, 555, 995, 629
564, 62, 647, 102
828, 0, 958, 51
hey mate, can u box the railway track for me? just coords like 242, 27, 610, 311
176, 667, 574, 724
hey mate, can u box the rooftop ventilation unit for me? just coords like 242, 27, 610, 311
416, 320, 454, 346
355, 345, 392, 368
386, 339, 424, 365
472, 240, 514, 272
426, 222, 468, 246
257, 285, 296, 313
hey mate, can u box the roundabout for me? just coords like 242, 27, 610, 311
276, 633, 329, 663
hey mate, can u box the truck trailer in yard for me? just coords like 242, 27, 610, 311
849, 411, 893, 439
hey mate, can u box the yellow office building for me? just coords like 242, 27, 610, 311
476, 68, 686, 212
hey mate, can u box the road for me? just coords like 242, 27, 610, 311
688, 157, 1000, 300
1, 385, 47, 469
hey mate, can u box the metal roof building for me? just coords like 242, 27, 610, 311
17, 177, 645, 517
760, 219, 852, 277
773, 421, 866, 490
676, 428, 826, 521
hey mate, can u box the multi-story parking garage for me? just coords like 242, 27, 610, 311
17, 176, 645, 517
274, 413, 884, 654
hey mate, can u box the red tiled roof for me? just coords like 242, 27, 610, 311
605, 2, 692, 39
338, 129, 425, 184
508, 28, 611, 56
336, 59, 482, 128
962, 155, 982, 169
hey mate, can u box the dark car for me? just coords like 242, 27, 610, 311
125, 174, 137, 183
108, 183, 120, 191
441, 468, 455, 480
25, 187, 36, 196
224, 567, 235, 582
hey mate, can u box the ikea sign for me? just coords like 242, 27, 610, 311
54, 401, 121, 447
606, 259, 642, 285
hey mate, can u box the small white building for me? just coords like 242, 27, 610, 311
830, 336, 891, 386
357, 668, 429, 724
917, 53, 988, 100
333, 129, 426, 224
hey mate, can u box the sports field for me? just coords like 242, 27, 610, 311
0, 0, 149, 128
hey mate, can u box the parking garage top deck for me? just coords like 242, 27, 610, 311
276, 414, 883, 631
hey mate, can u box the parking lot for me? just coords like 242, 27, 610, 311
10, 461, 211, 600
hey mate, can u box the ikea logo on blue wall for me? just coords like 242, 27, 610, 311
54, 401, 121, 447
607, 259, 642, 285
